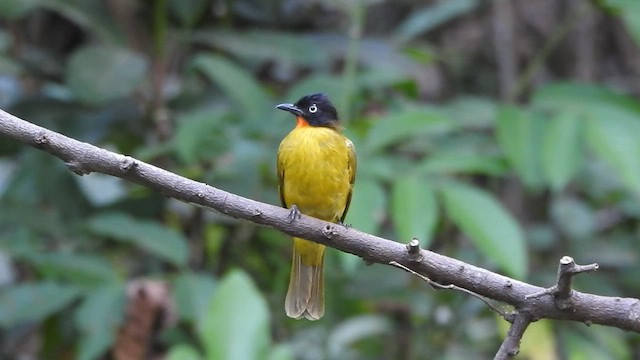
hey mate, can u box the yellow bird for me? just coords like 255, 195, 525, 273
276, 93, 357, 320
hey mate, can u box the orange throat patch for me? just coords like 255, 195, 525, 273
296, 117, 309, 128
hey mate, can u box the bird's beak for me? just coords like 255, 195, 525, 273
276, 103, 304, 117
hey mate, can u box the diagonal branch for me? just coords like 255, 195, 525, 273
494, 313, 532, 360
1, 108, 640, 338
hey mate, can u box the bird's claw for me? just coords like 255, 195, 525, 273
288, 205, 301, 222
338, 221, 352, 229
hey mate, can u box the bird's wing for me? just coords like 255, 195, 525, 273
277, 153, 288, 208
340, 138, 357, 223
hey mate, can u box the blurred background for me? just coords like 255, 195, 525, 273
1, 0, 640, 359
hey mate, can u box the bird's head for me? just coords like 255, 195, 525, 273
276, 93, 339, 128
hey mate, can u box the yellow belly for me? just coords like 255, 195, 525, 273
278, 126, 352, 222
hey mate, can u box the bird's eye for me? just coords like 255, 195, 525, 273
309, 104, 318, 113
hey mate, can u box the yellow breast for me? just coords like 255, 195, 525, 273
277, 126, 354, 222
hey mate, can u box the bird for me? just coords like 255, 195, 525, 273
276, 93, 357, 320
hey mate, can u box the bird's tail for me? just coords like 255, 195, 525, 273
285, 237, 325, 320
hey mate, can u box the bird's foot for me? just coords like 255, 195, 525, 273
288, 205, 301, 222
338, 221, 352, 229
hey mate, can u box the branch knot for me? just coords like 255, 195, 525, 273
525, 256, 599, 310
406, 238, 423, 263
35, 132, 49, 147
120, 156, 137, 172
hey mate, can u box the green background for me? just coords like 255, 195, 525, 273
0, 0, 639, 359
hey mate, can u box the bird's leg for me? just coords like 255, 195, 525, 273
288, 205, 301, 222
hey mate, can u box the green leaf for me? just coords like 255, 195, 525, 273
168, 0, 208, 28
602, 0, 640, 47
532, 82, 640, 194
167, 345, 203, 360
339, 177, 386, 273
418, 153, 507, 176
495, 106, 543, 189
38, 1, 122, 43
199, 270, 270, 360
267, 345, 294, 360
443, 96, 498, 128
365, 108, 452, 153
173, 272, 216, 322
586, 110, 640, 195
0, 0, 39, 19
394, 0, 479, 43
66, 45, 147, 105
391, 175, 438, 247
327, 315, 392, 358
193, 30, 328, 67
75, 173, 128, 206
565, 325, 631, 360
541, 111, 583, 191
191, 53, 270, 126
440, 182, 527, 278
551, 197, 595, 240
0, 282, 81, 327
173, 109, 232, 164
25, 252, 117, 284
344, 178, 385, 236
532, 82, 640, 114
75, 283, 126, 360
87, 213, 189, 267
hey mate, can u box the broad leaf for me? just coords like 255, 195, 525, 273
268, 345, 294, 360
602, 0, 640, 47
199, 270, 270, 360
365, 108, 452, 153
75, 283, 126, 360
193, 30, 327, 67
66, 45, 147, 105
565, 325, 631, 360
532, 82, 640, 114
495, 106, 543, 189
87, 213, 189, 267
541, 111, 583, 191
168, 0, 208, 28
586, 109, 640, 195
418, 153, 507, 176
191, 54, 270, 128
394, 0, 479, 43
0, 282, 81, 327
440, 182, 527, 279
327, 315, 392, 358
391, 175, 438, 247
25, 252, 117, 284
173, 109, 232, 164
167, 345, 203, 360
75, 173, 128, 206
0, 0, 39, 19
344, 178, 385, 236
339, 177, 386, 273
173, 272, 216, 322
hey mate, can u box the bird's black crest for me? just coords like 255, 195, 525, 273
293, 93, 339, 127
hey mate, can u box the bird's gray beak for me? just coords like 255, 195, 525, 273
276, 103, 304, 117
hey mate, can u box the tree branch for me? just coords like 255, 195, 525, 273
1, 109, 640, 345
526, 256, 599, 304
494, 313, 532, 360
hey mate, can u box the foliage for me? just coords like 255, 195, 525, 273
1, 0, 640, 359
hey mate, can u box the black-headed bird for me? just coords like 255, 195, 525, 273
276, 93, 357, 320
